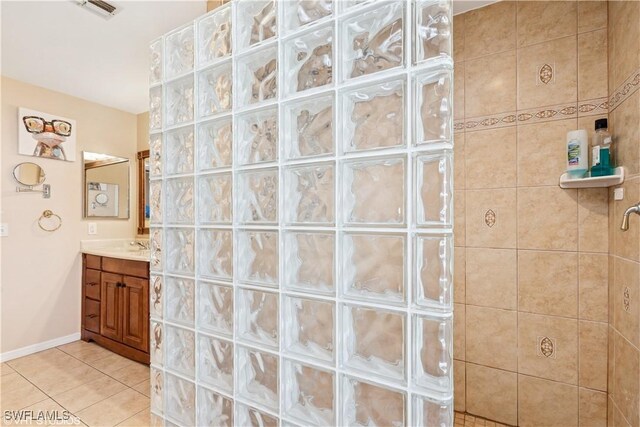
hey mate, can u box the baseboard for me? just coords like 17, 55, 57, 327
0, 333, 81, 363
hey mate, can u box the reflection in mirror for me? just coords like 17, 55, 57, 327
137, 150, 150, 234
13, 162, 45, 186
83, 152, 130, 219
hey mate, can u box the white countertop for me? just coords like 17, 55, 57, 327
81, 239, 150, 262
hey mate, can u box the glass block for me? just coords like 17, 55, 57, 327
236, 346, 279, 411
198, 6, 232, 66
236, 46, 278, 107
415, 0, 452, 65
150, 86, 162, 131
150, 275, 163, 319
198, 173, 232, 224
165, 177, 194, 224
237, 230, 279, 287
341, 0, 371, 10
165, 276, 195, 326
236, 168, 278, 224
198, 62, 232, 118
151, 320, 163, 366
235, 404, 278, 427
283, 93, 334, 160
236, 288, 279, 349
341, 375, 406, 427
150, 228, 163, 272
236, 107, 278, 165
166, 228, 194, 276
150, 180, 162, 224
283, 0, 333, 30
165, 325, 195, 378
342, 78, 405, 152
236, 0, 277, 51
282, 296, 334, 364
341, 232, 406, 305
198, 387, 234, 427
198, 335, 234, 393
412, 394, 453, 427
164, 125, 194, 175
415, 152, 452, 227
165, 24, 194, 79
413, 313, 453, 394
414, 69, 452, 144
151, 367, 164, 414
150, 38, 163, 84
197, 229, 233, 281
198, 281, 233, 337
197, 117, 232, 170
150, 412, 163, 427
414, 233, 452, 310
283, 231, 334, 295
283, 360, 335, 425
342, 304, 405, 383
165, 76, 194, 128
342, 156, 406, 226
150, 133, 163, 177
284, 163, 334, 225
283, 24, 333, 95
165, 373, 195, 426
342, 2, 404, 80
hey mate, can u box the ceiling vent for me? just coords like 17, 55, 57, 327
76, 0, 120, 19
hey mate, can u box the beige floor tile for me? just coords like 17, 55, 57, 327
7, 349, 78, 377
109, 363, 150, 388
58, 341, 114, 364
76, 389, 149, 427
20, 398, 82, 426
52, 376, 129, 413
132, 380, 150, 398
88, 353, 140, 376
116, 408, 150, 427
0, 373, 48, 411
24, 362, 107, 396
1, 363, 15, 377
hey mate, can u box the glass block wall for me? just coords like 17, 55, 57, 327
148, 0, 454, 425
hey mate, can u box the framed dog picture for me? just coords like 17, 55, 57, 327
18, 107, 77, 162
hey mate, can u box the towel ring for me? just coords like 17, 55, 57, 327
38, 209, 62, 232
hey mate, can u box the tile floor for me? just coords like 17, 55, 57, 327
455, 412, 512, 427
0, 340, 150, 426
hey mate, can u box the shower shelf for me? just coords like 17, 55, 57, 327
559, 167, 625, 189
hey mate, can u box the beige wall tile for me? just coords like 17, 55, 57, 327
579, 388, 607, 427
608, 0, 640, 92
613, 331, 640, 426
578, 30, 608, 101
454, 247, 466, 304
454, 132, 465, 189
466, 305, 517, 371
517, 186, 578, 251
518, 250, 578, 317
454, 360, 465, 412
466, 247, 517, 310
466, 363, 518, 425
454, 303, 466, 361
466, 188, 517, 249
517, 1, 578, 47
613, 400, 633, 427
465, 50, 517, 117
613, 256, 640, 348
579, 253, 609, 322
518, 312, 578, 384
578, 188, 609, 253
465, 127, 517, 189
453, 14, 465, 63
517, 36, 578, 110
610, 92, 640, 177
455, 190, 466, 247
578, 1, 607, 33
464, 1, 516, 60
578, 321, 608, 391
518, 374, 579, 427
454, 62, 465, 121
517, 119, 577, 187
609, 325, 615, 395
612, 177, 640, 261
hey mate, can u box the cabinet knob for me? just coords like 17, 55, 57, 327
87, 282, 98, 286
86, 314, 98, 319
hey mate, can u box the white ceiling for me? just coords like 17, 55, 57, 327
1, 0, 206, 114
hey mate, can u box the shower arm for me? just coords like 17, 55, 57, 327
620, 203, 640, 231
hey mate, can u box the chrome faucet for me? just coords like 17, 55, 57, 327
621, 203, 640, 231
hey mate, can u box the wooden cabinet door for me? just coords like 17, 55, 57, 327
121, 276, 149, 352
101, 272, 122, 341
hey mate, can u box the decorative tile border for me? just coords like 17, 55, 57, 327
516, 102, 578, 125
577, 97, 608, 118
454, 111, 517, 133
609, 68, 640, 112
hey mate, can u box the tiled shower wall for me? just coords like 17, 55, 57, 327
452, 1, 610, 425
148, 1, 456, 426
607, 1, 640, 426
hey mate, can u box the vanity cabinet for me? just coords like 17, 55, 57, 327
82, 254, 150, 364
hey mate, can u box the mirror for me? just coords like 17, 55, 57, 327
13, 162, 45, 186
137, 150, 150, 234
83, 152, 130, 219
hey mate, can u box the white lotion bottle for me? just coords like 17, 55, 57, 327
566, 129, 589, 178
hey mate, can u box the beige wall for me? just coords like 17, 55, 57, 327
1, 76, 138, 356
607, 1, 640, 426
453, 2, 609, 425
137, 112, 149, 153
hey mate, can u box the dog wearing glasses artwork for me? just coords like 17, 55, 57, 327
18, 107, 77, 161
